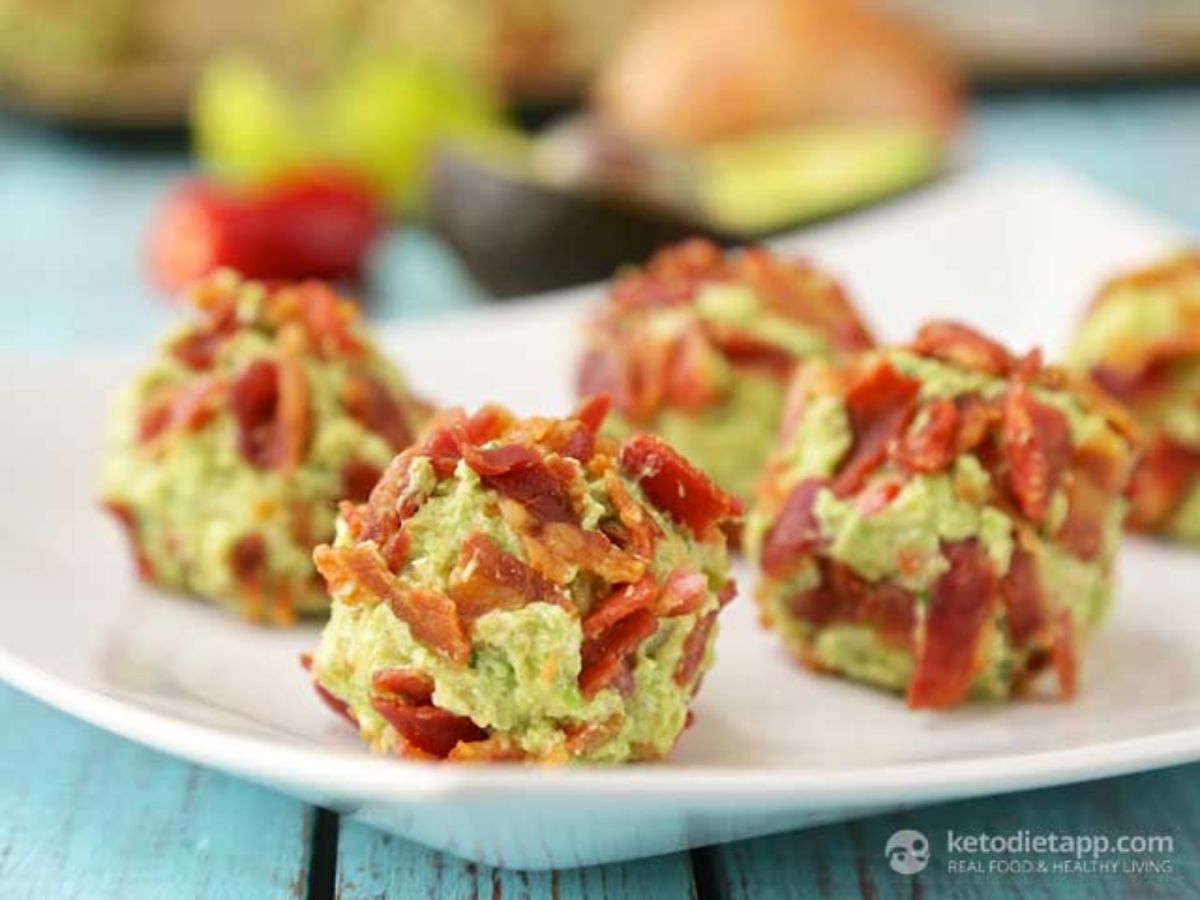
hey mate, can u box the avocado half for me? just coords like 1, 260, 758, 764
428, 137, 725, 298
429, 120, 940, 297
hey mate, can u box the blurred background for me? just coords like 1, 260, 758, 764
1, 0, 1198, 349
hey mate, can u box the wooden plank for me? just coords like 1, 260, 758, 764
334, 819, 696, 899
0, 685, 315, 900
704, 762, 1200, 899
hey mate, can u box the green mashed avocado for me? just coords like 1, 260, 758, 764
311, 458, 730, 762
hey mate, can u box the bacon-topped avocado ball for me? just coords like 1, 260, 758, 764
101, 271, 429, 624
577, 239, 873, 503
304, 399, 740, 762
1069, 251, 1200, 543
746, 321, 1138, 708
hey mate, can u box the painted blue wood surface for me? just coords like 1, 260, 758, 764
704, 763, 1200, 899
0, 685, 313, 899
2, 85, 1200, 897
335, 821, 696, 899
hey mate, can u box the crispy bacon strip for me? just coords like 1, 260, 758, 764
658, 566, 710, 617
1127, 435, 1200, 531
536, 522, 647, 584
832, 361, 920, 495
342, 373, 415, 451
761, 478, 826, 577
788, 560, 916, 646
912, 321, 1012, 376
561, 394, 611, 462
314, 545, 470, 665
603, 469, 659, 560
999, 545, 1043, 647
102, 500, 153, 580
370, 695, 487, 759
372, 668, 435, 705
583, 576, 658, 639
894, 398, 959, 474
674, 611, 718, 687
579, 609, 659, 697
448, 532, 568, 624
908, 540, 998, 709
1049, 610, 1078, 699
300, 654, 359, 727
618, 434, 741, 538
1001, 382, 1072, 522
229, 358, 309, 469
292, 281, 362, 357
481, 459, 577, 525
138, 378, 223, 445
665, 325, 725, 412
340, 458, 383, 504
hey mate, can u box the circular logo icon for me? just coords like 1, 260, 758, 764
886, 829, 930, 875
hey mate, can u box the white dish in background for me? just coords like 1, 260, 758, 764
2, 165, 1197, 870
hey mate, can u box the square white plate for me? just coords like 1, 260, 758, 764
3, 165, 1199, 870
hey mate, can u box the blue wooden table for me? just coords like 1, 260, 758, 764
3, 86, 1200, 898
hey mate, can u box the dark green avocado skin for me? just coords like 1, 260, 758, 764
429, 147, 729, 297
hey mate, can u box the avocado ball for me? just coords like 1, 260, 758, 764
1068, 250, 1200, 543
101, 271, 429, 624
305, 399, 740, 762
746, 321, 1138, 708
577, 239, 874, 503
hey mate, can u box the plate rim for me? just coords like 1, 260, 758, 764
4, 161, 1199, 811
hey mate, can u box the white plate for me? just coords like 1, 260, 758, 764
3, 165, 1198, 871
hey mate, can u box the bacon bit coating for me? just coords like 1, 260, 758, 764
305, 400, 739, 763
619, 434, 744, 540
100, 270, 428, 624
578, 239, 874, 501
1070, 251, 1200, 543
748, 320, 1138, 708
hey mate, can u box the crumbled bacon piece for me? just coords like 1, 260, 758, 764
583, 576, 658, 638
579, 608, 659, 697
448, 532, 568, 624
999, 545, 1043, 647
313, 683, 358, 727
1000, 382, 1072, 521
137, 378, 223, 445
894, 398, 959, 474
290, 281, 362, 357
674, 611, 718, 687
314, 545, 469, 665
610, 238, 729, 312
658, 567, 709, 617
480, 458, 578, 525
953, 394, 1000, 453
761, 478, 825, 577
832, 361, 920, 495
618, 434, 741, 538
533, 521, 647, 585
1049, 610, 1078, 699
665, 324, 726, 412
371, 668, 435, 705
908, 541, 998, 709
788, 560, 916, 646
342, 374, 415, 451
102, 500, 153, 580
912, 321, 1013, 376
171, 328, 229, 371
855, 479, 902, 517
603, 470, 660, 559
340, 458, 382, 504
370, 695, 487, 759
229, 358, 309, 469
229, 533, 266, 583
560, 394, 611, 462
1127, 435, 1200, 531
